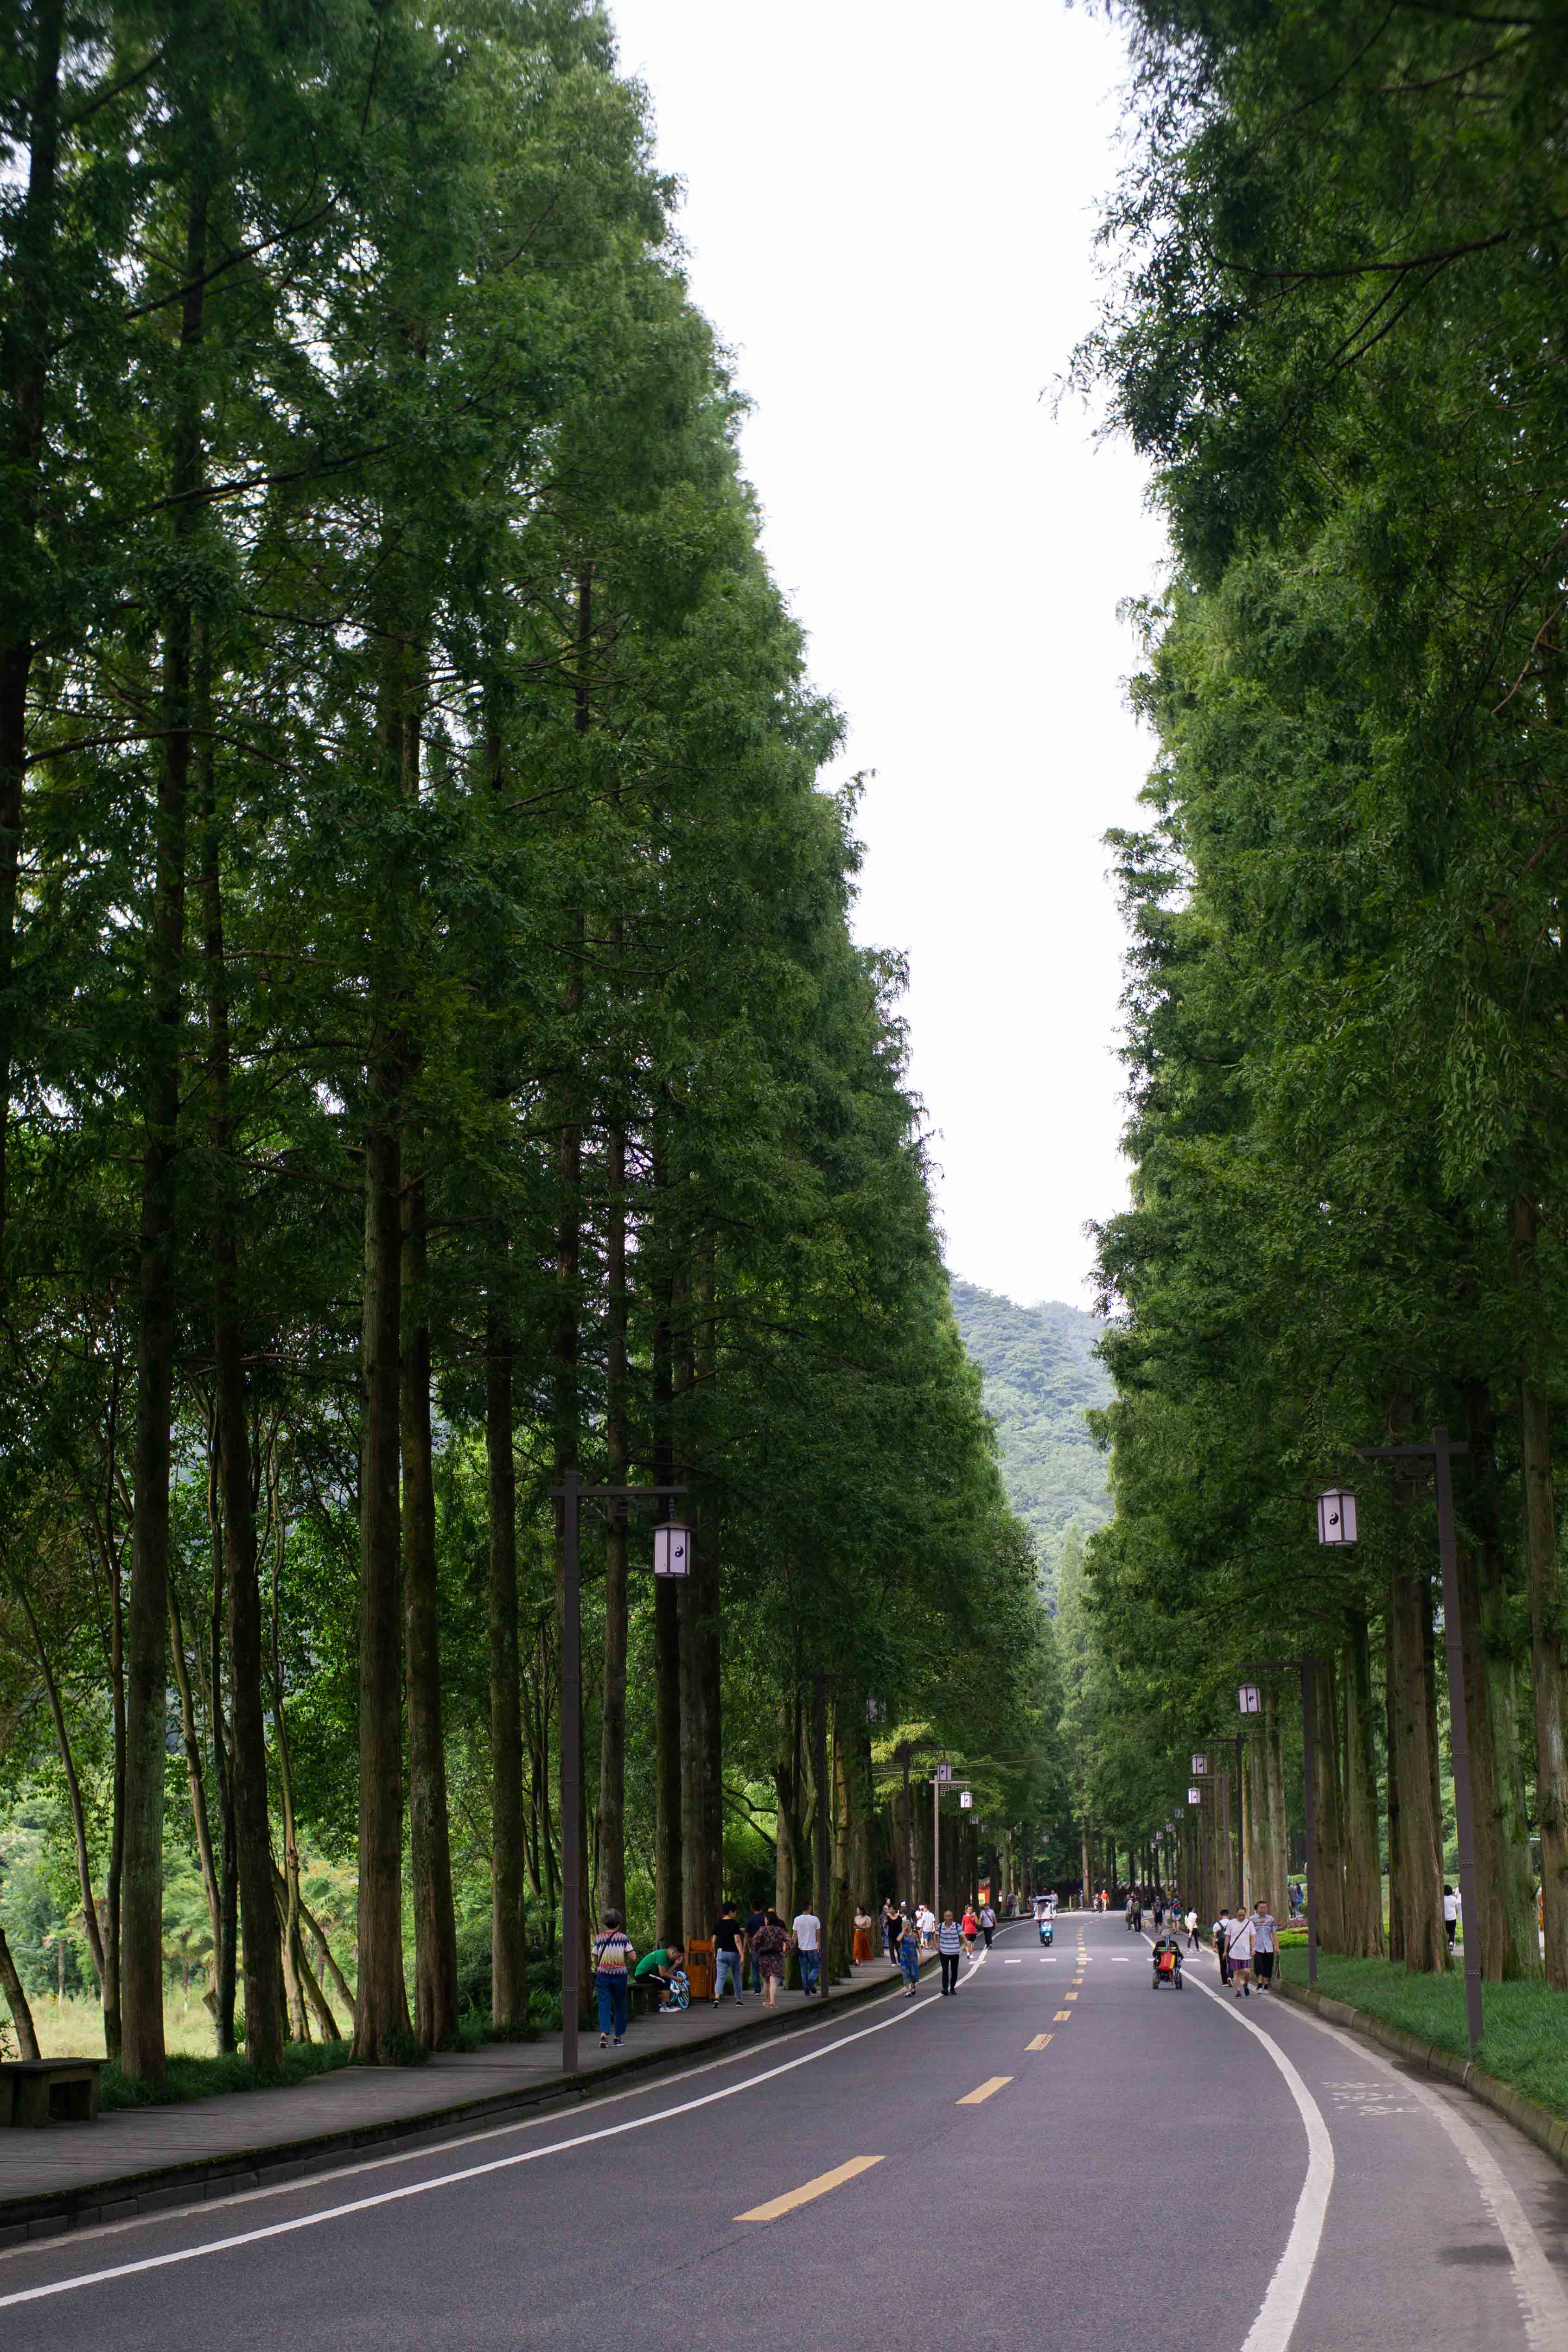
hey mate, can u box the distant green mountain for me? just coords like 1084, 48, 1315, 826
949, 1278, 1112, 1592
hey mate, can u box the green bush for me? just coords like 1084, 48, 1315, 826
98, 2038, 356, 2112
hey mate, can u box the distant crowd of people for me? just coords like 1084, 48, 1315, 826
588, 1888, 1015, 2042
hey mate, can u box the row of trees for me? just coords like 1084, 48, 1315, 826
0, 0, 1054, 2080
1061, 0, 1568, 1989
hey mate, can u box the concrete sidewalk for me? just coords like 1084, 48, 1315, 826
0, 1951, 920, 2242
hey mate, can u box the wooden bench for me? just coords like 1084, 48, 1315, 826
0, 2059, 102, 2127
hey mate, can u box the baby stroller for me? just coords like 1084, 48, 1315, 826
1150, 1934, 1183, 1991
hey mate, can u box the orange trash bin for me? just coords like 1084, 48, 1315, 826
685, 1937, 715, 2001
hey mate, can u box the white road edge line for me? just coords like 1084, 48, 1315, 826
0, 1935, 998, 2310
1151, 1937, 1333, 2352
1289, 2005, 1568, 2349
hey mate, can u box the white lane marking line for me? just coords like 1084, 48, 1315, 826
1292, 2008, 1568, 2348
0, 1962, 963, 2269
1164, 1941, 1333, 2352
1004, 1958, 1022, 1965
1113, 1957, 1130, 1964
0, 1931, 1000, 2313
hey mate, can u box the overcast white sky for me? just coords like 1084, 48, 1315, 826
608, 1, 1167, 1309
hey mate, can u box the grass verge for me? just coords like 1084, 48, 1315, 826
1278, 1949, 1568, 2127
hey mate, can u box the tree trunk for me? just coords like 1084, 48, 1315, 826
695, 1239, 722, 1933
354, 1013, 410, 2061
1462, 1388, 1537, 1978
1341, 1617, 1385, 1957
1313, 1656, 1348, 1953
0, 0, 63, 1273
167, 1577, 222, 1966
652, 1200, 682, 1946
17, 1587, 106, 1995
104, 1509, 125, 2064
1262, 1678, 1290, 1921
486, 1311, 527, 2032
674, 1258, 708, 1944
1516, 1196, 1568, 1987
198, 1405, 238, 2052
0, 1927, 39, 2061
201, 706, 281, 2069
596, 1130, 629, 1921
1389, 1552, 1447, 1971
1385, 1623, 1404, 1963
122, 181, 209, 2083
402, 1173, 458, 2049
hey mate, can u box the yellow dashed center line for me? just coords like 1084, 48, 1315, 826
737, 2155, 884, 2221
1053, 2008, 1072, 2021
1064, 1992, 1078, 2001
1026, 2033, 1052, 2051
957, 2076, 1013, 2106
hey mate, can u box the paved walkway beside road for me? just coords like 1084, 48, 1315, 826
0, 1951, 915, 2239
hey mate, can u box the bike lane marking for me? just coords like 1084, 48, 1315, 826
1281, 2003, 1568, 2351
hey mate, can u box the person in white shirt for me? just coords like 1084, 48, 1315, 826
791, 1905, 821, 1995
1226, 1906, 1256, 1996
1185, 1906, 1199, 1952
978, 1903, 996, 1949
916, 1902, 935, 1949
1442, 1885, 1460, 1949
1252, 1901, 1278, 1989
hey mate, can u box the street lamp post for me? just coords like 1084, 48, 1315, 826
1329, 1431, 1485, 2059
552, 1467, 687, 2076
932, 1763, 970, 1928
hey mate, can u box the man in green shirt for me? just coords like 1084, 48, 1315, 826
634, 1943, 683, 2011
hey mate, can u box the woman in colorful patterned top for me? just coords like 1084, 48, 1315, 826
591, 1908, 636, 2048
750, 1910, 789, 2008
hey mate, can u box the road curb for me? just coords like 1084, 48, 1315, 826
0, 1955, 932, 2246
1274, 1971, 1568, 2174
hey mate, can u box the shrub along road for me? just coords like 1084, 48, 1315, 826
1, 1916, 1563, 2349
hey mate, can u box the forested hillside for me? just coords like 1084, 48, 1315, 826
949, 1282, 1110, 1589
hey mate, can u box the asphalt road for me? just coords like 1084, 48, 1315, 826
3, 1913, 1566, 2349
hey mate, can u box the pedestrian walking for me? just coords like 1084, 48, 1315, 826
881, 1897, 899, 1964
1443, 1885, 1460, 1949
711, 1901, 745, 2006
1252, 1901, 1277, 1990
1227, 1906, 1256, 1997
791, 1899, 822, 1995
591, 1908, 636, 2049
937, 1909, 963, 1995
916, 1900, 936, 1950
1213, 1906, 1232, 1986
979, 1901, 996, 1950
752, 1909, 788, 2008
899, 1910, 921, 1995
961, 1903, 979, 1957
1185, 1906, 1199, 1953
853, 1904, 874, 1963
743, 1900, 768, 1994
